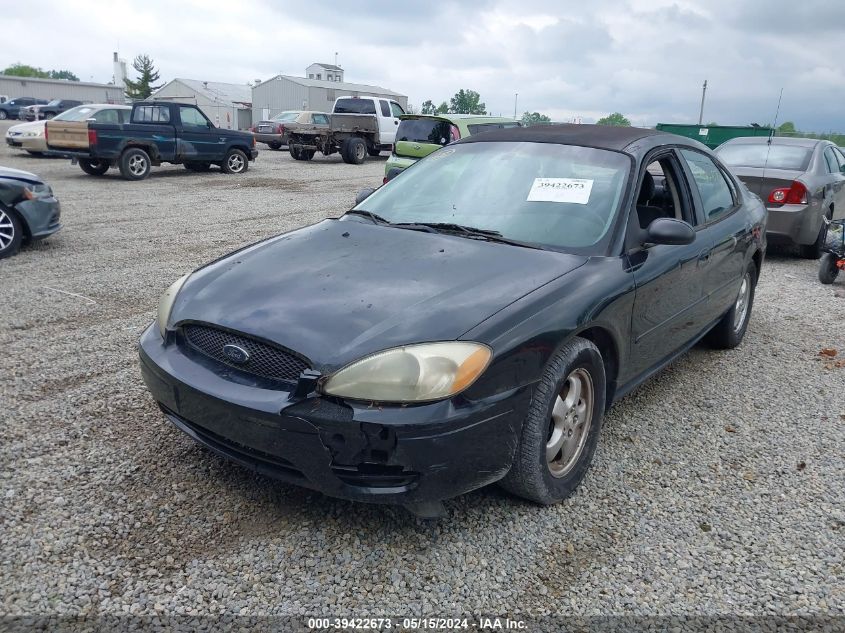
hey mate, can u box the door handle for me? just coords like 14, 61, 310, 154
698, 250, 711, 265
394, 120, 399, 125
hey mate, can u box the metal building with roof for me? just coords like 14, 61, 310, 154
0, 74, 124, 105
251, 74, 407, 124
152, 78, 253, 130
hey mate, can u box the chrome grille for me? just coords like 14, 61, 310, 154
183, 324, 308, 383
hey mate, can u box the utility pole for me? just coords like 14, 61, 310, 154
698, 79, 707, 125
514, 93, 518, 119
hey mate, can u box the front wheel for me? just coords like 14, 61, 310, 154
0, 110, 7, 120
268, 141, 282, 150
118, 148, 151, 180
500, 337, 606, 505
79, 159, 109, 176
222, 149, 248, 174
0, 206, 23, 259
819, 253, 840, 284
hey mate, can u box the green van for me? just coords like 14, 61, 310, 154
384, 114, 521, 181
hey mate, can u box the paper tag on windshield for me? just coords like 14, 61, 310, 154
527, 178, 593, 204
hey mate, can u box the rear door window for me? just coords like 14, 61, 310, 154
823, 146, 840, 174
313, 114, 329, 125
396, 119, 452, 146
334, 99, 376, 114
680, 149, 736, 223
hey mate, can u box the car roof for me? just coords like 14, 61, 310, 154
721, 135, 820, 148
400, 114, 518, 125
455, 123, 669, 151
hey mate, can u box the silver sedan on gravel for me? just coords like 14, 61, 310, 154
716, 137, 845, 258
251, 111, 330, 150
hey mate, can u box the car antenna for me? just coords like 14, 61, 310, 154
760, 87, 784, 195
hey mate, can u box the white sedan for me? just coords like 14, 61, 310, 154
4, 103, 130, 155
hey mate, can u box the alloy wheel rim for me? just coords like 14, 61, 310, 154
228, 154, 244, 171
355, 144, 365, 160
0, 209, 14, 250
733, 274, 751, 332
128, 155, 147, 176
546, 368, 594, 478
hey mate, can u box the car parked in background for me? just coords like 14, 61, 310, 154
21, 99, 84, 121
0, 98, 48, 120
0, 166, 62, 258
139, 125, 765, 516
6, 104, 130, 155
716, 137, 845, 258
46, 101, 257, 180
252, 111, 330, 150
384, 114, 522, 181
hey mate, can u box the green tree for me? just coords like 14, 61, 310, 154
596, 112, 631, 126
48, 69, 80, 81
450, 89, 486, 115
420, 100, 436, 115
777, 121, 797, 136
436, 101, 449, 114
124, 54, 163, 100
521, 111, 552, 125
3, 63, 49, 78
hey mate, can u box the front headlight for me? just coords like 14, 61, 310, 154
322, 342, 492, 403
22, 183, 52, 199
157, 274, 190, 337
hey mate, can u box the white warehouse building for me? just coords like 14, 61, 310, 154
0, 74, 124, 104
251, 73, 407, 124
152, 78, 252, 130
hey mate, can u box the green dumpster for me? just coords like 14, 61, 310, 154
655, 124, 773, 149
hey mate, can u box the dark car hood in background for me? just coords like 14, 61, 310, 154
171, 219, 587, 370
0, 166, 42, 185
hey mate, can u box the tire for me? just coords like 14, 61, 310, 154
500, 337, 606, 505
0, 110, 7, 120
342, 137, 366, 165
268, 141, 282, 150
289, 145, 302, 160
79, 159, 109, 176
818, 253, 840, 284
184, 162, 211, 172
221, 149, 248, 174
300, 149, 315, 161
799, 210, 832, 259
0, 206, 23, 259
118, 147, 151, 181
705, 261, 757, 349
367, 146, 381, 157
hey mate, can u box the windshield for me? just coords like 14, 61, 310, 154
334, 99, 376, 115
352, 141, 631, 252
717, 143, 812, 171
54, 106, 99, 122
271, 111, 300, 122
46, 99, 61, 107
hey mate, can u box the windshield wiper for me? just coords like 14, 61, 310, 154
394, 222, 543, 249
345, 209, 392, 225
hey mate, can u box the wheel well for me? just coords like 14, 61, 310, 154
751, 249, 763, 283
576, 326, 619, 409
230, 145, 251, 156
122, 143, 158, 162
2, 203, 31, 242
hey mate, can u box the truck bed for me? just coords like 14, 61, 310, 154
292, 114, 378, 138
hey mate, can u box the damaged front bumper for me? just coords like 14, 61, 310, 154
138, 323, 525, 507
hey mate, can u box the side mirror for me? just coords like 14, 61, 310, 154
645, 218, 695, 246
355, 188, 376, 204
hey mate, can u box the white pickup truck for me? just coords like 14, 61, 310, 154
286, 96, 405, 164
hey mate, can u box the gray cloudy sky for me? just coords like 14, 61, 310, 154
4, 0, 844, 130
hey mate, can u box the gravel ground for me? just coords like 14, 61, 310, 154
1, 121, 844, 622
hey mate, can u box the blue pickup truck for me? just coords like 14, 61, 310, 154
45, 101, 258, 180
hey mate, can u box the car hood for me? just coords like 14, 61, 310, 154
171, 219, 587, 371
0, 166, 42, 184
6, 121, 44, 135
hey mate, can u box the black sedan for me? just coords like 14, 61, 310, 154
0, 166, 62, 258
139, 125, 766, 516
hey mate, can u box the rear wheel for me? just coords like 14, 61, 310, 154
0, 207, 23, 259
289, 145, 302, 160
300, 149, 315, 161
221, 149, 248, 174
118, 148, 151, 181
818, 253, 840, 284
799, 210, 832, 259
342, 137, 366, 165
184, 162, 211, 172
705, 261, 757, 349
500, 337, 606, 504
268, 141, 282, 150
0, 111, 7, 120
79, 159, 109, 176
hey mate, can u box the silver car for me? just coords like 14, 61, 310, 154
716, 137, 845, 258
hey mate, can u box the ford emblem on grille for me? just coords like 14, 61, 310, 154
222, 344, 250, 364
